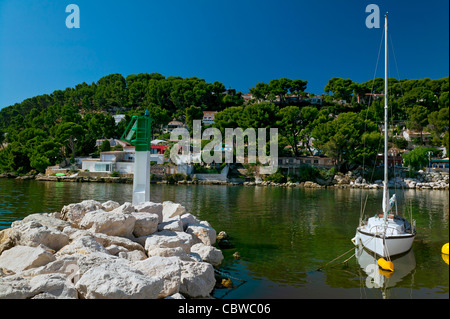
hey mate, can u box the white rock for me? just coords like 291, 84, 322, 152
91, 232, 145, 253
17, 213, 71, 231
80, 209, 136, 237
190, 243, 224, 266
10, 221, 70, 251
185, 223, 216, 246
62, 226, 144, 254
0, 245, 56, 273
133, 256, 181, 298
144, 230, 194, 254
162, 201, 187, 221
134, 202, 163, 223
118, 250, 147, 262
21, 254, 80, 278
101, 200, 120, 212
29, 273, 78, 299
0, 273, 77, 299
158, 216, 183, 232
179, 261, 215, 298
55, 235, 109, 257
132, 212, 159, 237
146, 246, 192, 261
75, 262, 164, 299
180, 213, 201, 231
165, 292, 185, 299
61, 200, 102, 226
110, 202, 135, 214
105, 244, 128, 256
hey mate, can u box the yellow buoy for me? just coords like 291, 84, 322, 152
377, 258, 394, 272
442, 243, 449, 255
442, 254, 449, 265
378, 269, 394, 278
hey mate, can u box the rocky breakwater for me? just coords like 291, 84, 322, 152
0, 200, 223, 299
333, 171, 449, 190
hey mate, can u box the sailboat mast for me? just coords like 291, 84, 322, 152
383, 13, 389, 220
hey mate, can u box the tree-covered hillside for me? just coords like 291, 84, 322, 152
0, 73, 448, 174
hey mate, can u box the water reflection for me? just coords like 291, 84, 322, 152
0, 179, 448, 298
355, 247, 416, 299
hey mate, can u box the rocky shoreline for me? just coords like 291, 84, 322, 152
3, 170, 447, 191
0, 200, 225, 299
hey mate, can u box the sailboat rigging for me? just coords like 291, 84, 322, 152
351, 13, 416, 258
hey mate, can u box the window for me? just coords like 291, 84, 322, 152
95, 162, 113, 172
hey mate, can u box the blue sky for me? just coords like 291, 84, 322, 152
0, 0, 448, 109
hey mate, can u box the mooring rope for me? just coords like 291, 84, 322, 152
316, 247, 356, 271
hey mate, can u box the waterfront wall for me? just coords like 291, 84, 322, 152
1, 170, 448, 190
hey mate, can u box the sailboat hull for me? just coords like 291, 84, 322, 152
355, 228, 415, 258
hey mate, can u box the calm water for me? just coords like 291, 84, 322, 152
0, 178, 448, 299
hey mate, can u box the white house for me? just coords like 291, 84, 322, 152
82, 151, 134, 174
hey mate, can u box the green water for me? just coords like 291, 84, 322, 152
0, 179, 448, 299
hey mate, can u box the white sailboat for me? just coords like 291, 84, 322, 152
351, 13, 416, 258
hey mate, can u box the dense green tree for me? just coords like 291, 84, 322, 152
52, 122, 86, 160
239, 102, 279, 129
407, 105, 429, 144
249, 78, 307, 106
185, 105, 204, 131
402, 146, 438, 171
276, 106, 303, 156
324, 77, 357, 103
428, 107, 449, 147
311, 112, 381, 171
100, 140, 111, 152
213, 106, 244, 134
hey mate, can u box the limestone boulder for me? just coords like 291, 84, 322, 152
55, 235, 109, 257
60, 200, 102, 226
110, 202, 135, 214
18, 213, 72, 231
0, 228, 14, 255
101, 200, 121, 212
158, 216, 183, 232
179, 260, 215, 298
144, 230, 194, 254
132, 212, 159, 237
0, 245, 56, 273
79, 209, 136, 237
133, 256, 181, 298
10, 221, 69, 251
146, 246, 192, 261
186, 222, 216, 246
134, 202, 163, 223
162, 201, 186, 221
75, 261, 164, 299
180, 213, 201, 231
118, 250, 147, 262
63, 227, 145, 254
190, 243, 224, 266
0, 273, 77, 299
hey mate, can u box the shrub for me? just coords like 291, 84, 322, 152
110, 171, 120, 177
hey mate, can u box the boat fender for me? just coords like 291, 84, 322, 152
377, 258, 394, 272
442, 243, 449, 255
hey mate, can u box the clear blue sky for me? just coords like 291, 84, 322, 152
0, 0, 448, 109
